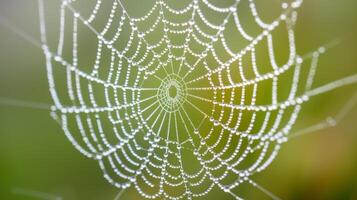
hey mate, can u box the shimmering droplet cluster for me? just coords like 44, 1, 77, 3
40, 0, 334, 199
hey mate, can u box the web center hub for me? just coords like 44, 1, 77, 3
157, 74, 187, 112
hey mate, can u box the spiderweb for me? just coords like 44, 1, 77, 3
38, 0, 354, 199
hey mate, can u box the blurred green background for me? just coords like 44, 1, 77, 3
0, 0, 357, 199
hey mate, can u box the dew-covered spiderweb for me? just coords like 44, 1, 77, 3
38, 0, 357, 199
